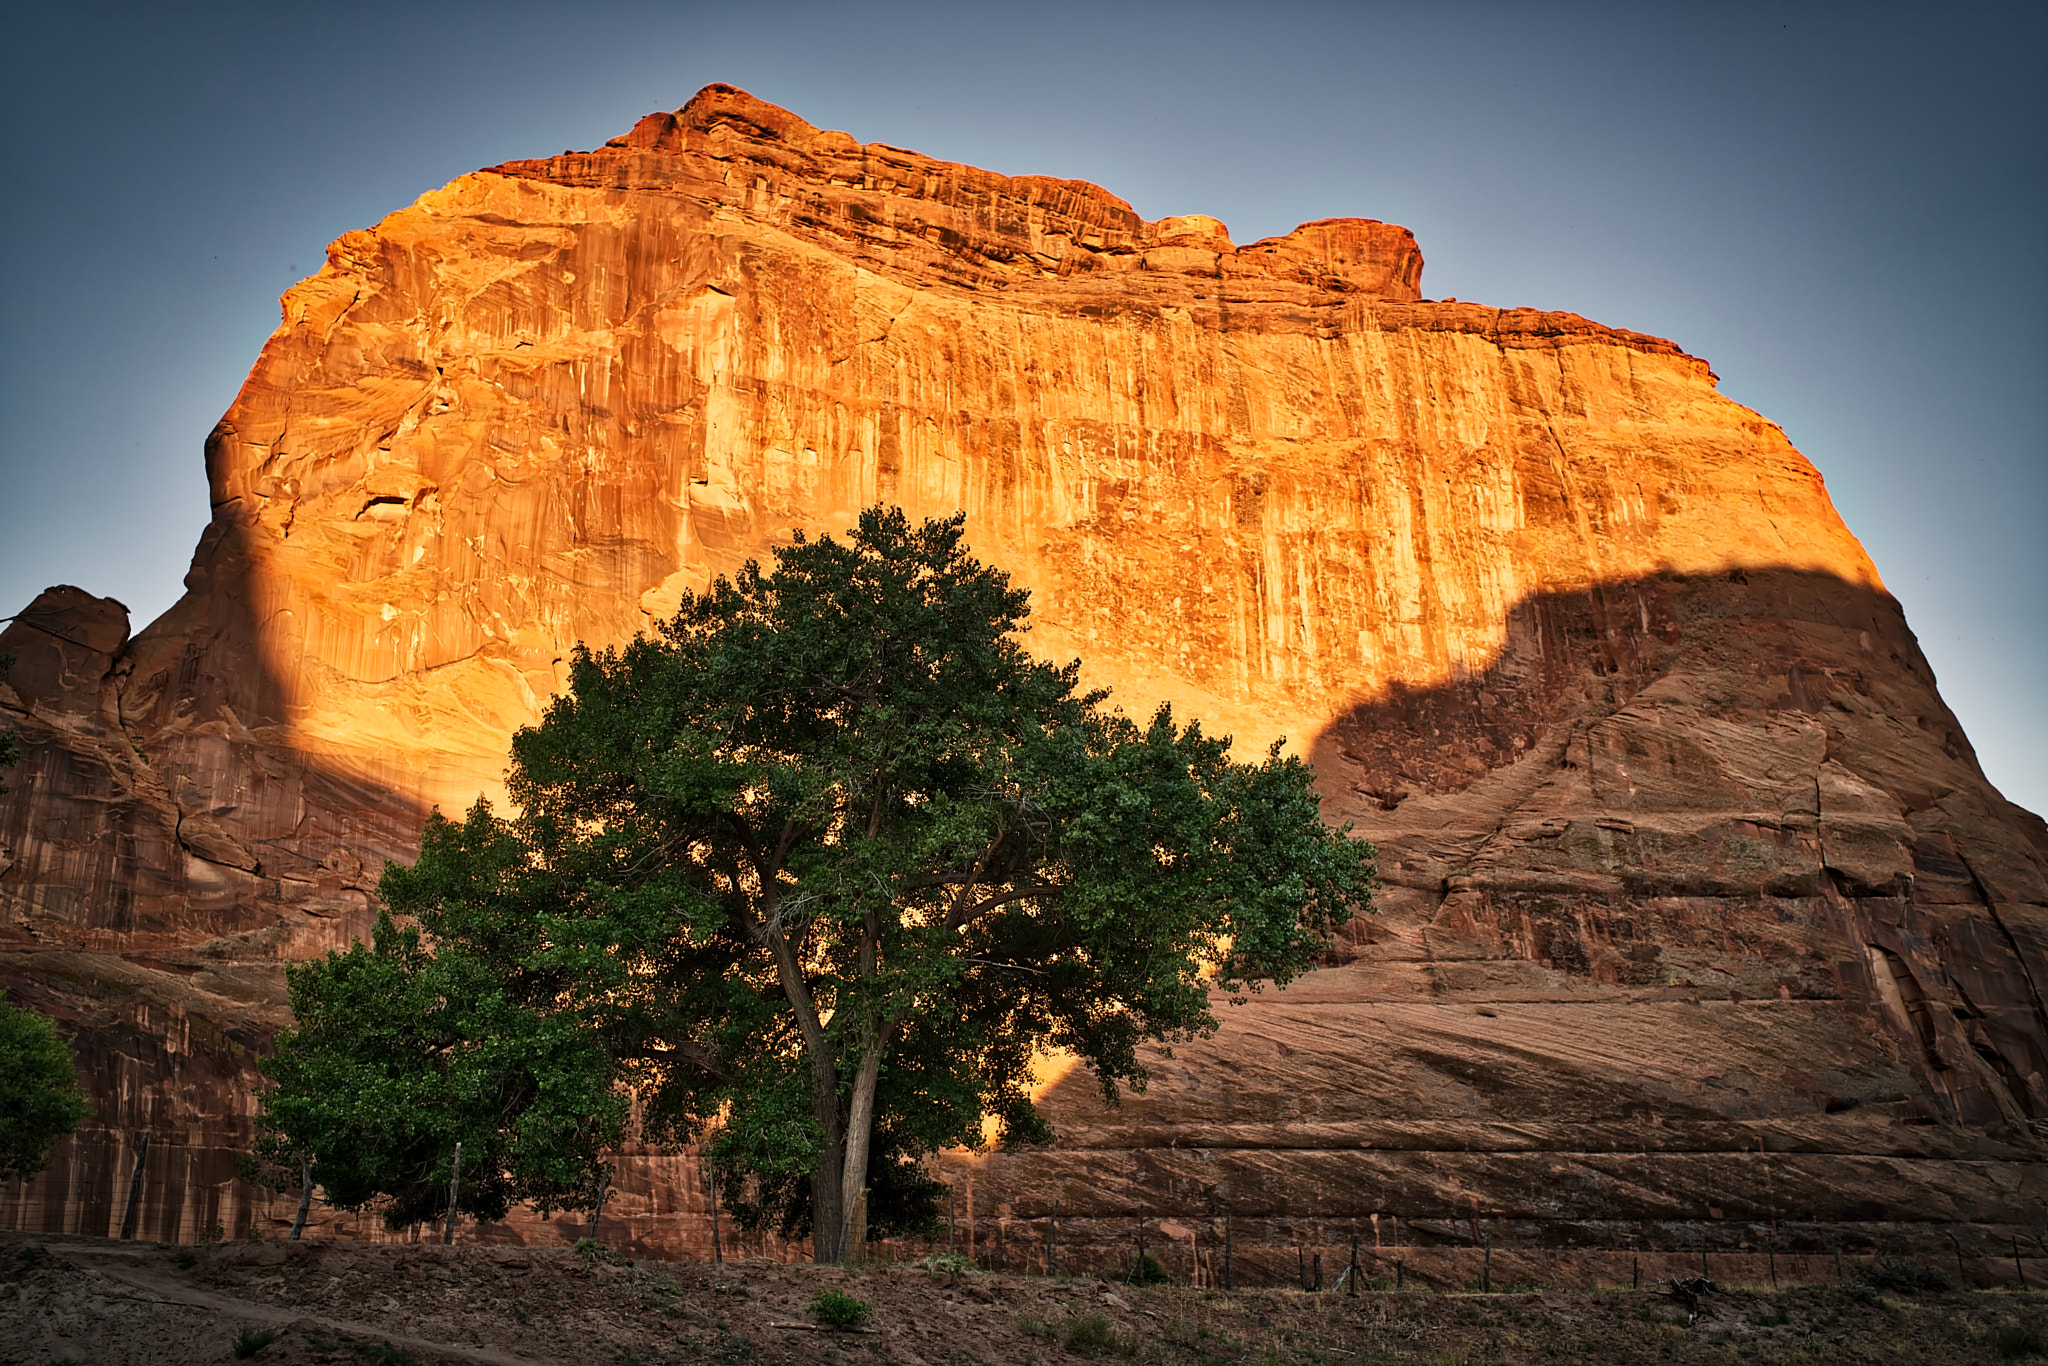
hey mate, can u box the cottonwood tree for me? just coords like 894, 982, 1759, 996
254, 908, 626, 1232
0, 989, 90, 1182
266, 507, 1372, 1259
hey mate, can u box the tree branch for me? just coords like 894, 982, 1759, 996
942, 826, 1012, 931
953, 880, 1065, 926
769, 817, 805, 871
723, 816, 838, 1145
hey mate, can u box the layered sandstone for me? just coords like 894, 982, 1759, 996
4, 85, 2045, 1276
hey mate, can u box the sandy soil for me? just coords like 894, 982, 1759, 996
6, 1229, 2047, 1365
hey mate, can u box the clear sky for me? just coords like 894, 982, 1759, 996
3, 1, 2041, 815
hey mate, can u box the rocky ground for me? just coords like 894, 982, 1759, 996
5, 1231, 2048, 1365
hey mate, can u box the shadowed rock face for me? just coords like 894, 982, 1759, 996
941, 567, 2048, 1275
2, 84, 2043, 1266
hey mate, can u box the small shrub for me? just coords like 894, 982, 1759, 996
809, 1288, 874, 1329
912, 1252, 979, 1276
1063, 1311, 1134, 1357
1991, 1324, 2047, 1360
1114, 1251, 1170, 1285
1857, 1257, 1952, 1294
170, 1248, 197, 1270
575, 1236, 628, 1269
199, 1222, 226, 1245
355, 1342, 422, 1365
232, 1326, 280, 1359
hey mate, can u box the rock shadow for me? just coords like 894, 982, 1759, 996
0, 504, 433, 1242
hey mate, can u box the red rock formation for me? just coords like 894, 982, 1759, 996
4, 85, 2044, 1274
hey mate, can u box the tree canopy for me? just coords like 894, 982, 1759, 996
258, 508, 1373, 1258
255, 907, 626, 1228
0, 989, 90, 1181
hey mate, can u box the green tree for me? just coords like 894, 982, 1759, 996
268, 507, 1372, 1259
0, 989, 91, 1180
254, 907, 626, 1230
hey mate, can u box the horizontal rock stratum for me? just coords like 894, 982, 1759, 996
4, 84, 2046, 1275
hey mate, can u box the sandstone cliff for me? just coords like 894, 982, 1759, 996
4, 85, 2045, 1278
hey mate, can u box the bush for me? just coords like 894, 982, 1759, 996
575, 1236, 628, 1269
1857, 1257, 1952, 1294
809, 1288, 874, 1329
1064, 1311, 1135, 1357
912, 1252, 979, 1277
1990, 1323, 2046, 1360
232, 1326, 280, 1358
1114, 1251, 1170, 1285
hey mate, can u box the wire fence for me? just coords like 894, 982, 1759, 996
13, 1135, 2048, 1296
845, 1200, 2048, 1294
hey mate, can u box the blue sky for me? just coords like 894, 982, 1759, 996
2, 1, 2041, 814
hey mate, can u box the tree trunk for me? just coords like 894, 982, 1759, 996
811, 1145, 847, 1263
760, 905, 850, 1263
290, 1152, 313, 1241
836, 1040, 885, 1260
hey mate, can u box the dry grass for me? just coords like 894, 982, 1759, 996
5, 1231, 2047, 1364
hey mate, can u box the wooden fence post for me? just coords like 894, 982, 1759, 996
1224, 1215, 1233, 1291
709, 1168, 723, 1270
442, 1142, 463, 1245
1481, 1227, 1491, 1293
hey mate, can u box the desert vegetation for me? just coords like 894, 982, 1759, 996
8, 1229, 2048, 1365
252, 508, 1373, 1262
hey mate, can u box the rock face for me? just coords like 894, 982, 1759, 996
4, 84, 2045, 1273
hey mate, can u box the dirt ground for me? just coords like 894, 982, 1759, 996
6, 1230, 2048, 1365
